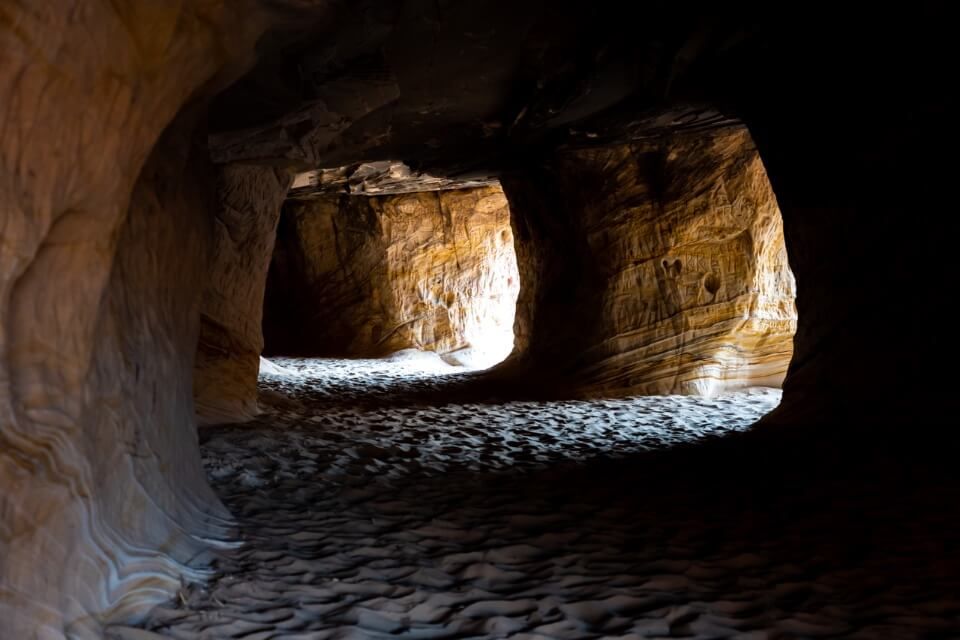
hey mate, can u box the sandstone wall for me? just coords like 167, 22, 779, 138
194, 166, 292, 425
502, 127, 796, 396
264, 186, 519, 367
0, 113, 240, 637
0, 2, 266, 636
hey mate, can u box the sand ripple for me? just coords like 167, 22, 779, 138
121, 356, 960, 639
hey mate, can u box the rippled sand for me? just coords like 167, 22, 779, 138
122, 355, 960, 639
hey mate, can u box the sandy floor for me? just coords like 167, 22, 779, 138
122, 355, 960, 639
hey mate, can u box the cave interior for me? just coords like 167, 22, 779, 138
0, 2, 957, 638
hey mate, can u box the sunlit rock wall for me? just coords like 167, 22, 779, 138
194, 166, 292, 425
264, 186, 519, 367
502, 127, 796, 395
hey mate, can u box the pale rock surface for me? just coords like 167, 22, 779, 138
194, 165, 293, 425
258, 356, 299, 378
0, 2, 277, 636
1, 112, 238, 637
264, 186, 519, 368
502, 127, 796, 396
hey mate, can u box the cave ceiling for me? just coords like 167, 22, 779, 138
207, 0, 753, 189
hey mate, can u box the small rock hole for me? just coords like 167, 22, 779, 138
704, 273, 721, 295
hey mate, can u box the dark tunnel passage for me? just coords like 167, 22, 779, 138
1, 2, 958, 638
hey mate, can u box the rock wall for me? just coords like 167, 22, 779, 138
0, 2, 267, 636
0, 112, 238, 637
194, 166, 292, 425
264, 186, 519, 367
501, 127, 796, 396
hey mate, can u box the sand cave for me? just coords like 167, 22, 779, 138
1, 3, 957, 638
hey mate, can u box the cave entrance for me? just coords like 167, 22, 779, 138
261, 180, 520, 373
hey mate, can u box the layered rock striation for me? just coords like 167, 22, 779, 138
502, 127, 796, 395
0, 2, 269, 636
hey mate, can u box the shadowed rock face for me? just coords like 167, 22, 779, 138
194, 165, 293, 425
0, 2, 271, 635
501, 127, 796, 395
0, 112, 236, 638
264, 186, 519, 366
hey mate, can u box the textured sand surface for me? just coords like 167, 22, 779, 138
124, 357, 960, 639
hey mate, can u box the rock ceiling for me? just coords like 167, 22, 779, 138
207, 1, 751, 179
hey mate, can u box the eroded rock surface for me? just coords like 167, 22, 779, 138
194, 165, 293, 425
0, 3, 268, 635
264, 186, 518, 367
289, 161, 498, 198
502, 127, 796, 396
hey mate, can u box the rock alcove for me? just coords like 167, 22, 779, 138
1, 3, 956, 638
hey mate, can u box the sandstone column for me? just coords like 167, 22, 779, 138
501, 127, 796, 396
746, 108, 951, 426
194, 165, 293, 425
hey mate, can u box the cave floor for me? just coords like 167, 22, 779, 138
135, 355, 960, 639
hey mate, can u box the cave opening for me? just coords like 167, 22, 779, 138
178, 135, 802, 633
